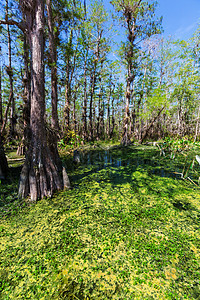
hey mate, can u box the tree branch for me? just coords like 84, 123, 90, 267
0, 19, 25, 32
140, 106, 166, 144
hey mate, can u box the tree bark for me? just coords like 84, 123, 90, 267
64, 29, 78, 135
107, 78, 111, 138
1, 82, 13, 136
121, 12, 136, 146
121, 73, 131, 146
89, 66, 96, 141
88, 30, 102, 141
0, 133, 8, 179
72, 83, 79, 136
82, 51, 88, 141
17, 30, 31, 156
46, 0, 60, 132
64, 56, 71, 134
110, 83, 115, 139
6, 0, 15, 141
18, 0, 70, 201
0, 46, 2, 126
0, 15, 26, 137
97, 77, 102, 140
1, 56, 14, 138
194, 104, 200, 142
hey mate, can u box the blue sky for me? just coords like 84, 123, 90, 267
157, 0, 200, 40
104, 0, 200, 41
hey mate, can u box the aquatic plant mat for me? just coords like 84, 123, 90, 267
0, 145, 200, 299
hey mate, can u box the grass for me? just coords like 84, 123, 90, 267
0, 144, 200, 299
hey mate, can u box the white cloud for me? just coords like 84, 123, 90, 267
175, 22, 198, 39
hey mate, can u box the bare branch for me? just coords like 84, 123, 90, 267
0, 19, 25, 32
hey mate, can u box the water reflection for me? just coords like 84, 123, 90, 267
67, 147, 181, 181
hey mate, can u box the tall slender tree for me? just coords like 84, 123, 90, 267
0, 46, 2, 126
111, 0, 162, 145
46, 0, 60, 132
6, 0, 15, 140
18, 0, 70, 201
17, 24, 31, 156
0, 132, 8, 179
82, 46, 88, 140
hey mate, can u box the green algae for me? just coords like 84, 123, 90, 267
0, 144, 200, 299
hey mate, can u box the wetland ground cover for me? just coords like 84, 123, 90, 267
0, 143, 200, 299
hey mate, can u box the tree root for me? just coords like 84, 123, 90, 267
18, 145, 70, 201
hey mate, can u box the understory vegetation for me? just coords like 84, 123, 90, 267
0, 143, 200, 299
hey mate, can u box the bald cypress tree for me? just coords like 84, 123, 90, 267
0, 133, 8, 179
111, 0, 162, 145
18, 0, 70, 201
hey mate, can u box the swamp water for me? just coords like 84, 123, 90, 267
64, 145, 187, 188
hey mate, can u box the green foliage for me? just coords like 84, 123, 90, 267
142, 88, 167, 120
58, 131, 83, 150
159, 137, 194, 157
158, 137, 200, 186
111, 0, 162, 42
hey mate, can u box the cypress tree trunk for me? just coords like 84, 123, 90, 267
110, 85, 115, 139
17, 30, 31, 156
88, 31, 102, 141
121, 73, 131, 146
64, 58, 71, 134
72, 84, 79, 135
121, 11, 135, 146
100, 95, 105, 140
194, 105, 200, 142
82, 52, 88, 141
46, 0, 60, 132
0, 46, 2, 126
107, 76, 112, 138
18, 0, 70, 201
64, 29, 76, 135
0, 133, 8, 179
1, 79, 13, 136
1, 3, 14, 137
96, 78, 102, 140
6, 0, 15, 141
97, 70, 105, 140
89, 67, 96, 141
